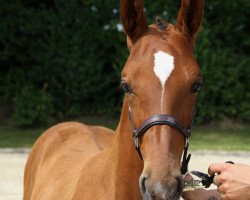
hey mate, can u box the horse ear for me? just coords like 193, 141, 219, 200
176, 0, 204, 49
120, 0, 148, 44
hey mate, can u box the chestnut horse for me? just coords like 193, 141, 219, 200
24, 0, 204, 199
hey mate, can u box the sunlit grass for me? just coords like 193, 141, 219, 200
190, 126, 250, 151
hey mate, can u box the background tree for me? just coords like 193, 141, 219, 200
0, 0, 249, 127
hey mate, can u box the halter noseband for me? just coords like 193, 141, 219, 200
128, 106, 195, 175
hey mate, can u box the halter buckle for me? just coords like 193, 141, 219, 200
185, 138, 189, 148
134, 135, 139, 149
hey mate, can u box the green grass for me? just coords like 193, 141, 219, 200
0, 116, 249, 150
190, 126, 250, 151
0, 126, 44, 147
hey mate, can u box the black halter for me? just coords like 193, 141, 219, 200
128, 106, 195, 175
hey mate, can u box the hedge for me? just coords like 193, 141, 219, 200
0, 0, 249, 126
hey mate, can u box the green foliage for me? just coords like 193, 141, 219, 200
13, 86, 53, 127
0, 0, 249, 126
195, 0, 250, 123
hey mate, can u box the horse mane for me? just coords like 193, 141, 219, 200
156, 17, 168, 31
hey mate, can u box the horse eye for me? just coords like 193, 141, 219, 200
120, 81, 132, 94
190, 82, 202, 93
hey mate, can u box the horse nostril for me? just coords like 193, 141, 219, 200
139, 176, 148, 194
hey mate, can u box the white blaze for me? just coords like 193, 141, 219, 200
153, 51, 175, 111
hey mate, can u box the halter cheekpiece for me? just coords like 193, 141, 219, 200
128, 106, 195, 175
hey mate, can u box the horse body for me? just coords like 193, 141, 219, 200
24, 101, 143, 200
24, 0, 204, 199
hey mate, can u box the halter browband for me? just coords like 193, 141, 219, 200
128, 106, 194, 175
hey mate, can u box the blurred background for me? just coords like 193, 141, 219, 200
0, 0, 249, 149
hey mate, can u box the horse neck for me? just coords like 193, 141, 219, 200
111, 98, 143, 198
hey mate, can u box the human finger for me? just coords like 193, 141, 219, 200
208, 163, 229, 176
213, 175, 222, 186
217, 182, 227, 194
220, 193, 228, 200
217, 184, 227, 200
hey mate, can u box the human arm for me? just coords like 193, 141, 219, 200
182, 189, 222, 200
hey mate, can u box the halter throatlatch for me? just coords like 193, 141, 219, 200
128, 107, 195, 175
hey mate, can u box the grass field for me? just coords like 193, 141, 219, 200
0, 116, 249, 150
190, 126, 250, 151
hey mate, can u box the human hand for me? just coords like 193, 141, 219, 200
182, 172, 221, 200
209, 163, 250, 200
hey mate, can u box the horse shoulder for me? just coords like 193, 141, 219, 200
24, 121, 114, 200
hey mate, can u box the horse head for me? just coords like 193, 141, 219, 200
120, 0, 204, 199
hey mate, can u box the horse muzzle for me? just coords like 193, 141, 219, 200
139, 174, 183, 200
